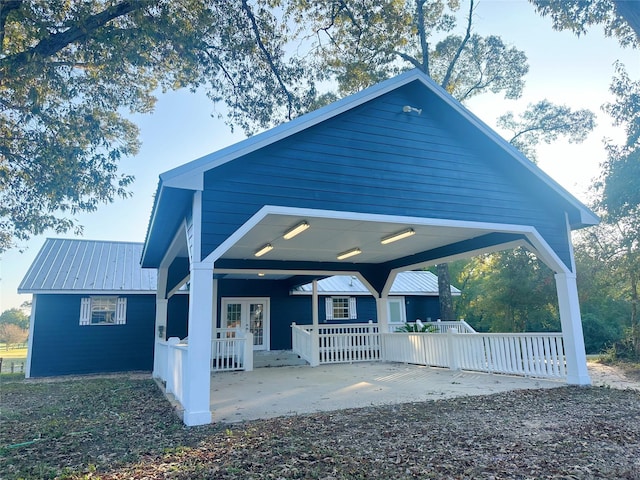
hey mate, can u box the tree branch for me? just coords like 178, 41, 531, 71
415, 0, 429, 73
441, 0, 475, 89
0, 0, 154, 75
393, 50, 423, 70
241, 0, 295, 121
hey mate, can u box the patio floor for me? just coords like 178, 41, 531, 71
210, 361, 565, 423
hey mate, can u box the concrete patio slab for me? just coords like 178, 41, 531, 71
210, 362, 564, 423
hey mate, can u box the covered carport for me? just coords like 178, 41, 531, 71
141, 69, 597, 425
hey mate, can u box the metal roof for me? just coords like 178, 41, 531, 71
292, 271, 460, 296
18, 238, 157, 294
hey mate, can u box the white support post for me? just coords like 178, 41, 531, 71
447, 328, 460, 371
152, 298, 169, 378
310, 279, 320, 366
153, 267, 169, 379
244, 330, 254, 371
376, 296, 389, 360
183, 262, 214, 426
24, 294, 37, 379
211, 278, 218, 340
555, 272, 591, 385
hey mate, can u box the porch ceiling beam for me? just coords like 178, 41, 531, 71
381, 232, 528, 271
213, 258, 374, 273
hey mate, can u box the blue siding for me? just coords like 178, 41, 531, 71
30, 294, 155, 377
201, 84, 573, 269
167, 294, 189, 340
405, 297, 440, 322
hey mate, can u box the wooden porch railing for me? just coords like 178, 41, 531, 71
211, 329, 253, 372
292, 322, 567, 379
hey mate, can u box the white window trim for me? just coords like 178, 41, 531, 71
79, 296, 127, 326
326, 296, 357, 321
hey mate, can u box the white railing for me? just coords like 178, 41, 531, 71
388, 320, 476, 333
381, 330, 566, 379
291, 323, 314, 364
292, 322, 381, 364
165, 338, 188, 406
454, 333, 566, 378
211, 329, 253, 372
153, 339, 169, 381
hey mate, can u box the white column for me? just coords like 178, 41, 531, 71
152, 267, 169, 379
312, 279, 319, 327
555, 272, 591, 385
211, 278, 218, 340
183, 261, 214, 426
25, 294, 37, 379
310, 279, 320, 366
376, 296, 390, 334
152, 298, 169, 378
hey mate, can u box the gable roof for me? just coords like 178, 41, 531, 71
143, 69, 598, 267
19, 239, 157, 294
291, 271, 461, 296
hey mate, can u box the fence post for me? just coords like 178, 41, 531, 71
244, 329, 254, 372
165, 337, 180, 394
447, 328, 460, 371
311, 327, 320, 367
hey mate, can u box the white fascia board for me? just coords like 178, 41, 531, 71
159, 70, 427, 191
290, 290, 372, 296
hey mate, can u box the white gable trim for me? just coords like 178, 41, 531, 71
157, 69, 596, 226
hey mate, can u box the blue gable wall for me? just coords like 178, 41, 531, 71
200, 82, 573, 269
30, 294, 155, 377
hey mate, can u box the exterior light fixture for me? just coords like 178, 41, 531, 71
337, 247, 362, 260
283, 221, 310, 240
254, 243, 273, 257
402, 105, 422, 115
381, 228, 416, 245
257, 272, 265, 277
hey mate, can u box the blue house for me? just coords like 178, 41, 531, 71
18, 239, 456, 376
141, 69, 597, 425
291, 271, 461, 328
18, 239, 158, 377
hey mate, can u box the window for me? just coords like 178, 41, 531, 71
325, 297, 357, 320
80, 297, 127, 325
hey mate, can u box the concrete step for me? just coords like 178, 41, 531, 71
253, 350, 308, 368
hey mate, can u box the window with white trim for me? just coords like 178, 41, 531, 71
325, 297, 357, 320
80, 297, 127, 325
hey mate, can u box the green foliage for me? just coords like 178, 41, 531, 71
395, 322, 437, 332
0, 308, 29, 330
0, 0, 316, 251
453, 248, 560, 333
529, 0, 639, 48
497, 100, 596, 162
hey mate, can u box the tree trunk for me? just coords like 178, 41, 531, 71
437, 263, 455, 320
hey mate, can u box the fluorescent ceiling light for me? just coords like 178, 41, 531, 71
283, 221, 310, 240
337, 247, 362, 260
254, 243, 273, 257
381, 228, 416, 245
257, 272, 265, 277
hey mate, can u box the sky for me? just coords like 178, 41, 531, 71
1, 0, 639, 312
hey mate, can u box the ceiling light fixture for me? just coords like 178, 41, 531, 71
381, 228, 416, 245
283, 221, 310, 240
254, 243, 274, 257
337, 247, 362, 260
257, 272, 265, 277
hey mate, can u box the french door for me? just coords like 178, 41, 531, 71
221, 298, 270, 351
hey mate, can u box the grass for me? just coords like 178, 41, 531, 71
0, 346, 27, 359
1, 373, 639, 479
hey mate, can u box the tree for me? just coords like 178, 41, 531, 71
529, 0, 640, 47
288, 0, 595, 321
0, 307, 29, 330
0, 322, 28, 347
0, 0, 315, 252
497, 100, 596, 162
